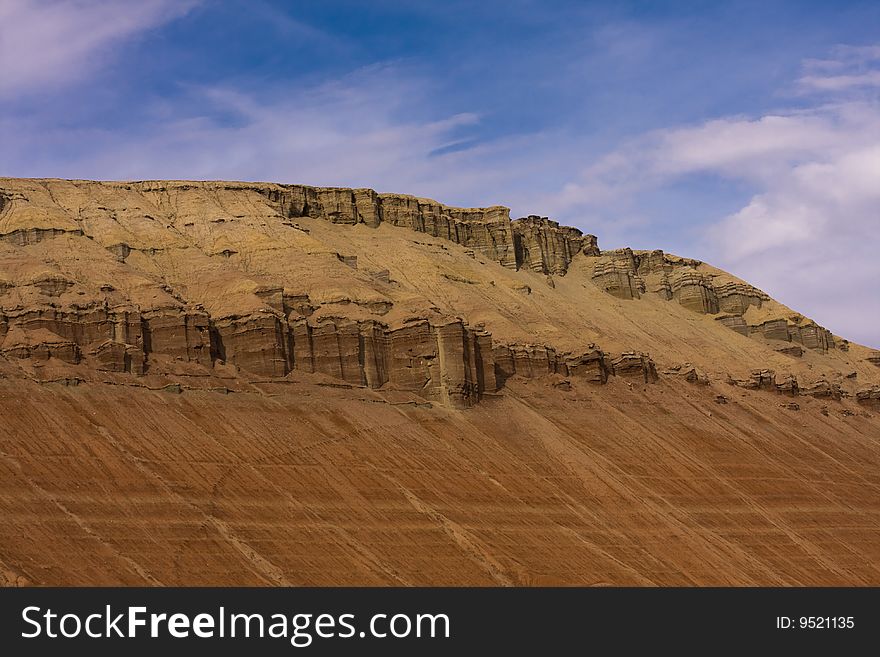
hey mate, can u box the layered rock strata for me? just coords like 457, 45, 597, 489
492, 344, 658, 386
584, 247, 836, 353
511, 215, 599, 275
856, 385, 880, 408
259, 184, 598, 275
0, 303, 498, 408
0, 178, 873, 411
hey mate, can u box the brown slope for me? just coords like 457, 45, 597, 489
1, 377, 878, 586
0, 177, 879, 586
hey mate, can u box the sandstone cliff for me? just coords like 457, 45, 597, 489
1, 178, 879, 586
0, 178, 874, 410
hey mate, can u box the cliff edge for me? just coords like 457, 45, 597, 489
1, 178, 879, 586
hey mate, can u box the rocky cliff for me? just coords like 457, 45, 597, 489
0, 178, 874, 410
1, 177, 879, 586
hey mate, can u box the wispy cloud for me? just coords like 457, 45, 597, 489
1, 2, 878, 346
0, 0, 198, 99
799, 44, 880, 91
542, 46, 880, 346
0, 64, 503, 200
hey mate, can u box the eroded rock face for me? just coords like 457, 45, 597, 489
92, 339, 144, 373
0, 305, 147, 370
664, 363, 710, 385
610, 352, 659, 383
211, 313, 497, 408
0, 302, 500, 408
511, 215, 597, 275
1, 227, 84, 246
750, 369, 777, 392
715, 282, 768, 314
582, 245, 837, 354
776, 345, 804, 358
729, 368, 777, 391
492, 343, 656, 387
564, 347, 609, 383
384, 319, 493, 408
775, 374, 799, 396
366, 193, 518, 268
801, 379, 843, 400
671, 271, 719, 314
212, 313, 290, 378
591, 261, 642, 299
590, 250, 644, 299
726, 370, 801, 396
493, 343, 565, 384
261, 184, 521, 268
716, 314, 750, 336
856, 385, 880, 408
0, 178, 871, 412
1, 329, 80, 363
148, 309, 210, 363
791, 322, 835, 351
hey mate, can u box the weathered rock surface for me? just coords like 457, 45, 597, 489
775, 374, 800, 396
589, 249, 644, 299
609, 351, 659, 382
664, 363, 710, 385
0, 177, 875, 412
493, 343, 618, 386
511, 215, 598, 275
800, 379, 843, 400
580, 245, 837, 355
2, 176, 880, 587
856, 385, 880, 408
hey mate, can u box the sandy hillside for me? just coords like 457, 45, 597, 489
0, 178, 878, 585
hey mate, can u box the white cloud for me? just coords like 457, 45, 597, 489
1, 14, 878, 347
545, 47, 880, 346
0, 0, 197, 98
553, 111, 856, 206
0, 64, 528, 205
798, 44, 880, 92
799, 71, 880, 91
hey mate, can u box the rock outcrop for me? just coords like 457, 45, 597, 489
493, 343, 663, 387
2, 178, 880, 589
511, 215, 598, 275
800, 379, 843, 400
715, 281, 768, 314
582, 246, 836, 353
0, 304, 497, 408
0, 177, 874, 412
671, 271, 719, 314
609, 351, 659, 382
856, 385, 880, 408
260, 184, 600, 275
589, 249, 644, 299
664, 363, 710, 385
726, 369, 801, 396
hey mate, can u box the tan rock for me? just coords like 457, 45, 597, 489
856, 385, 880, 408
511, 215, 595, 274
610, 352, 658, 383
801, 379, 843, 400
0, 177, 879, 588
590, 250, 644, 299
671, 271, 719, 314
0, 177, 872, 411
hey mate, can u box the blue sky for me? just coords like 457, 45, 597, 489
1, 0, 879, 346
